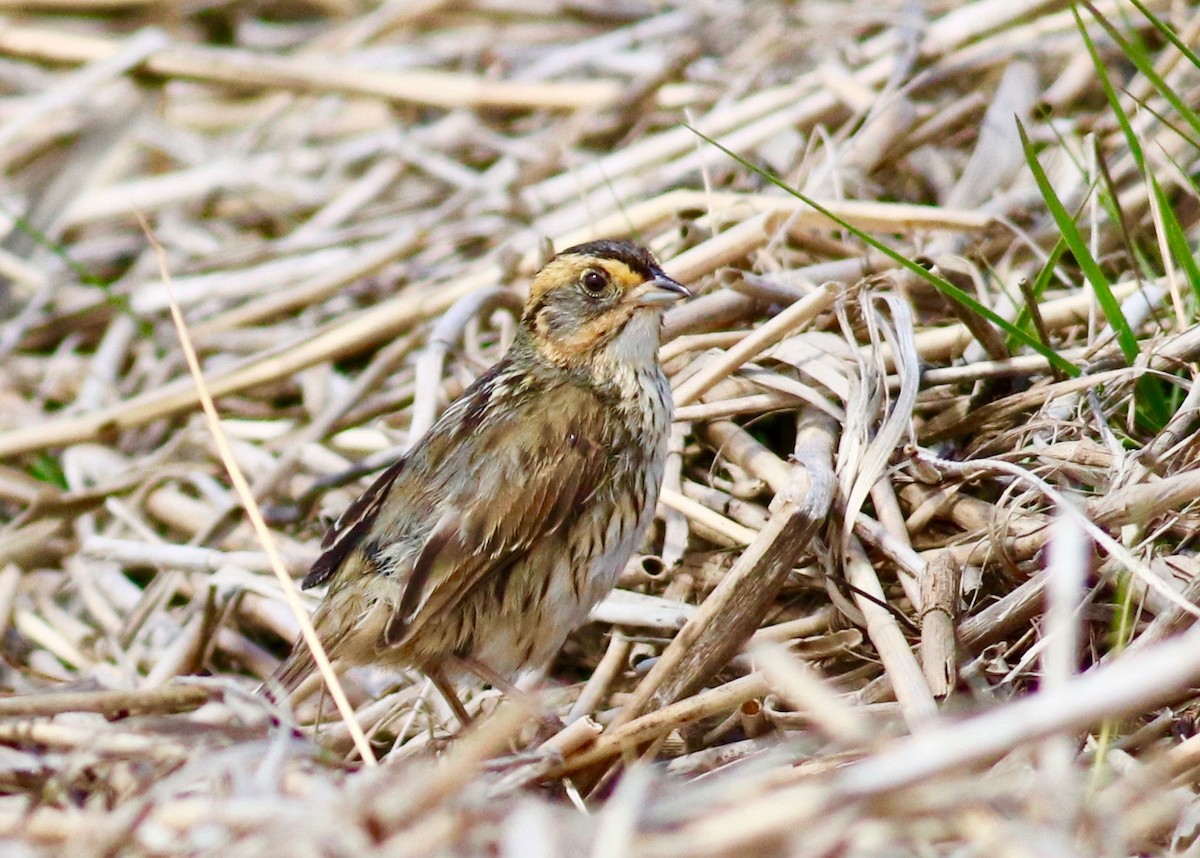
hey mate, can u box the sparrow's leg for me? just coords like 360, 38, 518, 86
450, 656, 563, 735
452, 656, 523, 699
426, 666, 473, 729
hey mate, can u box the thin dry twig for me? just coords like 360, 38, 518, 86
146, 222, 377, 767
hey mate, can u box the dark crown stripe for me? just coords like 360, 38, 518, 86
557, 239, 659, 280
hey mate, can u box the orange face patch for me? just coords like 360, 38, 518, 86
519, 243, 673, 369
526, 254, 648, 310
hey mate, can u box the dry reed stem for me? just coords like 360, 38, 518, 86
749, 641, 871, 746
919, 553, 960, 697
672, 284, 838, 406
0, 25, 626, 109
546, 673, 770, 779
844, 535, 936, 729
0, 684, 213, 717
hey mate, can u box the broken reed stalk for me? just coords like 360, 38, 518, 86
612, 409, 837, 726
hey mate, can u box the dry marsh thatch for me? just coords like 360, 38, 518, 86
2, 0, 1200, 854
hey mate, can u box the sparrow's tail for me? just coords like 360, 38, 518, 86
260, 644, 318, 704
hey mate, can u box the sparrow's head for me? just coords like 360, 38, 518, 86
521, 239, 689, 369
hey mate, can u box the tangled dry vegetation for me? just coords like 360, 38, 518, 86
2, 0, 1200, 854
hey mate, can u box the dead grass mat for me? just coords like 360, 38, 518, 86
1, 0, 1200, 855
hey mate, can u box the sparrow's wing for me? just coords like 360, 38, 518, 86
298, 363, 618, 649
381, 376, 616, 648
299, 361, 520, 594
301, 456, 408, 590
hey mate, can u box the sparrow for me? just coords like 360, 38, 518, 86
268, 239, 689, 723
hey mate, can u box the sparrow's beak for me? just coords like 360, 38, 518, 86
631, 274, 690, 307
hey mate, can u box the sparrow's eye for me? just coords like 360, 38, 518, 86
580, 269, 609, 296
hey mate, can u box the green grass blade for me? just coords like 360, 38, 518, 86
1154, 176, 1200, 303
1120, 92, 1200, 153
1017, 120, 1139, 365
1073, 5, 1143, 171
29, 453, 67, 489
1127, 0, 1200, 72
687, 124, 1080, 378
1081, 0, 1200, 141
0, 199, 144, 333
1076, 5, 1200, 311
0, 203, 107, 290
